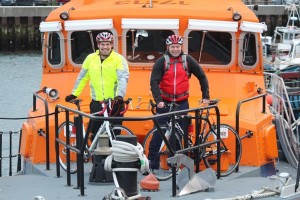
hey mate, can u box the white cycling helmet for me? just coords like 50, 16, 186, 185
166, 35, 183, 45
96, 32, 114, 42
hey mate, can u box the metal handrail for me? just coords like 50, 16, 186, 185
0, 130, 21, 177
235, 93, 267, 172
54, 103, 221, 197
33, 92, 50, 170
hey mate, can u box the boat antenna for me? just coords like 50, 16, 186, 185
88, 31, 95, 52
285, 3, 300, 27
131, 30, 135, 60
198, 31, 207, 62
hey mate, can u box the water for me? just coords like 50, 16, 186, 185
0, 51, 42, 176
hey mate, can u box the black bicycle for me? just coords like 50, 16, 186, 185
143, 99, 242, 180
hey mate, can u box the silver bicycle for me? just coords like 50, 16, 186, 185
58, 98, 133, 173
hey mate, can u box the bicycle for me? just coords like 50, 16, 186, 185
142, 99, 242, 180
58, 98, 134, 174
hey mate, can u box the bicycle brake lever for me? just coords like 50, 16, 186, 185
130, 101, 133, 110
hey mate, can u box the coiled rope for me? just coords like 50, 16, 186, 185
205, 175, 292, 200
104, 140, 150, 200
205, 188, 278, 200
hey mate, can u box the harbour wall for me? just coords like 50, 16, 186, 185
0, 5, 295, 51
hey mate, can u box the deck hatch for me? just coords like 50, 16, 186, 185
188, 19, 238, 32
39, 21, 62, 32
239, 21, 267, 33
122, 19, 179, 30
64, 19, 113, 31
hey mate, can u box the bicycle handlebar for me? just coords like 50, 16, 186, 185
119, 98, 132, 115
96, 98, 132, 116
67, 98, 132, 116
149, 99, 179, 115
149, 99, 220, 115
68, 99, 83, 110
96, 102, 108, 115
208, 99, 220, 106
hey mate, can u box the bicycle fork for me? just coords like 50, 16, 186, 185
159, 128, 171, 155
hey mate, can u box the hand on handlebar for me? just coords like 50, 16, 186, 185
114, 96, 124, 103
202, 99, 210, 105
65, 94, 77, 102
157, 102, 165, 108
149, 100, 180, 115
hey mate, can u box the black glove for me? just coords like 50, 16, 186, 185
114, 96, 123, 103
110, 96, 124, 117
65, 94, 77, 102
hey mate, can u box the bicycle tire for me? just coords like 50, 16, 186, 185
143, 126, 183, 181
203, 124, 242, 177
103, 124, 134, 138
58, 121, 78, 174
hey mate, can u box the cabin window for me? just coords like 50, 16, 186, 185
124, 30, 174, 64
70, 31, 99, 64
187, 31, 232, 65
46, 32, 63, 68
69, 30, 116, 67
239, 32, 258, 70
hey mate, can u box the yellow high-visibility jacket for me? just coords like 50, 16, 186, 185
72, 50, 129, 101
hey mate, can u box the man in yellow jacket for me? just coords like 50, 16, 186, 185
65, 32, 130, 139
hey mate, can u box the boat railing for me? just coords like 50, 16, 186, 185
243, 0, 299, 5
54, 103, 221, 197
33, 92, 51, 171
264, 72, 300, 168
0, 90, 52, 177
264, 72, 299, 123
235, 93, 267, 172
0, 130, 22, 177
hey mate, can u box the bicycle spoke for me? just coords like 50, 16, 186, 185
106, 125, 133, 138
203, 124, 241, 177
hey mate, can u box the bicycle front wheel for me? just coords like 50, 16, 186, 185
58, 121, 78, 174
104, 125, 134, 138
203, 124, 241, 177
143, 126, 183, 181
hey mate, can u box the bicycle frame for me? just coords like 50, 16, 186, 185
65, 101, 116, 156
88, 109, 114, 152
86, 102, 118, 155
159, 119, 185, 152
198, 109, 211, 142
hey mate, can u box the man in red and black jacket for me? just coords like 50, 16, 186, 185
148, 34, 210, 170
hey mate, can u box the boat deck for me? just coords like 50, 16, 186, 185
0, 160, 299, 200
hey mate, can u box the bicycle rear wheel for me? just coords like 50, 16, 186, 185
203, 124, 241, 177
143, 126, 183, 181
58, 122, 78, 174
